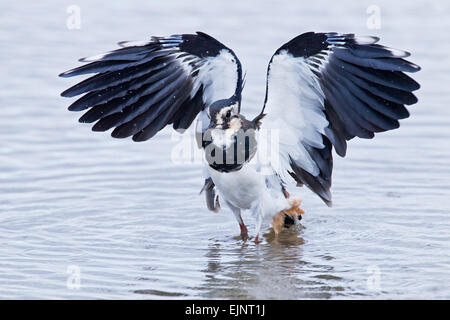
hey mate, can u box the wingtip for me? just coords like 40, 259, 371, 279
91, 123, 107, 132
111, 127, 131, 139
411, 63, 421, 72
60, 88, 76, 98
131, 133, 148, 142
355, 35, 380, 45
78, 52, 108, 63
59, 68, 80, 78
195, 31, 214, 40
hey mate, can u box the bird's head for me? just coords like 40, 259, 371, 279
208, 98, 241, 130
203, 96, 258, 170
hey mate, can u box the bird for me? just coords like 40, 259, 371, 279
60, 31, 420, 242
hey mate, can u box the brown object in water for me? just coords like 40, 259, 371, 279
272, 197, 305, 234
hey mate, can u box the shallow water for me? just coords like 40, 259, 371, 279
0, 0, 449, 299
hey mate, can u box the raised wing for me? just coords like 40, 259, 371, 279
60, 32, 242, 141
261, 32, 420, 205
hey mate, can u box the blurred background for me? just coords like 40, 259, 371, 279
0, 0, 449, 299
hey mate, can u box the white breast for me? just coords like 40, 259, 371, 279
207, 162, 290, 222
207, 164, 264, 210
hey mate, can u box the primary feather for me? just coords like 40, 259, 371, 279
60, 32, 243, 141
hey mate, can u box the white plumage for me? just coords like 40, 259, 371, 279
263, 50, 328, 181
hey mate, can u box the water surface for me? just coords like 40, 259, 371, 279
0, 0, 449, 299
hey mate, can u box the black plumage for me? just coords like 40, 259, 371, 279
60, 32, 243, 142
263, 32, 420, 205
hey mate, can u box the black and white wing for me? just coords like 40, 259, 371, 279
60, 32, 242, 141
260, 32, 420, 205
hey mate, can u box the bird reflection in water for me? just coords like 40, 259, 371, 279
196, 226, 345, 299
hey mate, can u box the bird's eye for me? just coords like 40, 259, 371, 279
226, 110, 231, 118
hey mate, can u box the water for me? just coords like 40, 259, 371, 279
0, 0, 449, 299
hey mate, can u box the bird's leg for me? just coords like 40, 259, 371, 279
254, 213, 263, 244
239, 223, 248, 239
227, 201, 248, 239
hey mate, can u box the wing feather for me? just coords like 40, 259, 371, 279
260, 32, 420, 205
60, 32, 243, 141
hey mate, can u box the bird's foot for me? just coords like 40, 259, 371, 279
272, 197, 305, 234
239, 223, 248, 240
